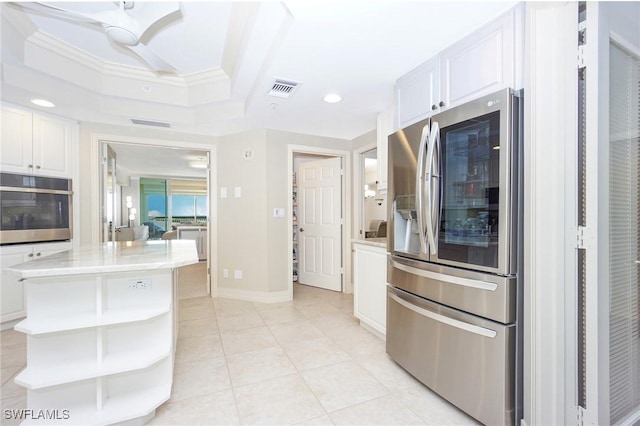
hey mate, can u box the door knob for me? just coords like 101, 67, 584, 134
300, 228, 305, 232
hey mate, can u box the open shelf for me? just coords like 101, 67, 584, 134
15, 305, 170, 335
22, 384, 171, 426
16, 347, 171, 390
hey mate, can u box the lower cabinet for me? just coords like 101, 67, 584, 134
353, 242, 387, 336
0, 241, 71, 326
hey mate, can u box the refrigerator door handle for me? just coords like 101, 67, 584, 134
425, 122, 440, 255
388, 290, 497, 338
390, 258, 499, 291
416, 123, 430, 255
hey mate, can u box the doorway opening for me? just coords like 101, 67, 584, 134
288, 145, 351, 300
96, 139, 214, 299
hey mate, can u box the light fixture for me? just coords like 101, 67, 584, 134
30, 98, 55, 108
323, 93, 342, 103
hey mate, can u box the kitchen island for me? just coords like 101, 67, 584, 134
5, 240, 199, 426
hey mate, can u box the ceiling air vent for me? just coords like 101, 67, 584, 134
131, 118, 171, 128
267, 79, 301, 99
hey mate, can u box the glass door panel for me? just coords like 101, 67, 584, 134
437, 111, 501, 269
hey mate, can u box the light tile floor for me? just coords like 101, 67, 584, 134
0, 275, 480, 425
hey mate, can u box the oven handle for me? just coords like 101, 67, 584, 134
388, 290, 497, 338
415, 123, 430, 256
0, 186, 73, 195
390, 258, 498, 291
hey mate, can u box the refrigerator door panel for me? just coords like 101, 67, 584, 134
388, 255, 516, 323
429, 89, 520, 275
386, 286, 515, 426
388, 118, 430, 261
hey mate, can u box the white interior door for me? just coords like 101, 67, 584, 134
298, 157, 343, 292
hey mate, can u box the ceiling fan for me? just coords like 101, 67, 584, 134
15, 1, 181, 74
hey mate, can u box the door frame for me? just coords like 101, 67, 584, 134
287, 144, 352, 296
89, 133, 217, 296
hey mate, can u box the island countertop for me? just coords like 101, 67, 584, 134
5, 239, 199, 279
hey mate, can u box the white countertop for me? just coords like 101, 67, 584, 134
352, 238, 388, 249
5, 240, 199, 279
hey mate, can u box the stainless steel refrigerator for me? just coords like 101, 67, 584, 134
386, 88, 523, 426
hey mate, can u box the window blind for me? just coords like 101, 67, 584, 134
609, 41, 640, 425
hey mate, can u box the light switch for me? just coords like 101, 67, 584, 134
220, 187, 227, 198
234, 187, 242, 198
234, 270, 242, 279
273, 208, 285, 218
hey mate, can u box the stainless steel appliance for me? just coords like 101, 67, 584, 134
0, 173, 73, 245
386, 88, 523, 426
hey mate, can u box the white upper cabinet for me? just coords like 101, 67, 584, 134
395, 56, 440, 129
1, 104, 77, 178
394, 4, 524, 128
439, 4, 524, 110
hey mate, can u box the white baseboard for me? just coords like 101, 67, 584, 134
215, 287, 291, 304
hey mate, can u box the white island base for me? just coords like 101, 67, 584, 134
6, 240, 199, 425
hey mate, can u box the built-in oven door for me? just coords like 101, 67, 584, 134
388, 117, 431, 261
0, 173, 72, 244
428, 88, 520, 276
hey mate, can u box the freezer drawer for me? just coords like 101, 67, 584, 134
386, 287, 515, 426
388, 255, 516, 323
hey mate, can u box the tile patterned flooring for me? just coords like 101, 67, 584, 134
0, 266, 479, 425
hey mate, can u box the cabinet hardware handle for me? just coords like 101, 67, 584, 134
431, 104, 437, 111
28, 164, 33, 168
36, 165, 41, 169
28, 253, 34, 257
300, 228, 305, 232
439, 101, 445, 107
36, 253, 41, 257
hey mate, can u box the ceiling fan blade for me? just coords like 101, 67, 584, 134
127, 43, 176, 74
127, 2, 181, 39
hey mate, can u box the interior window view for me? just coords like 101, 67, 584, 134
0, 2, 638, 426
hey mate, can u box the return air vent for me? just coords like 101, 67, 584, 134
130, 118, 170, 128
267, 79, 301, 99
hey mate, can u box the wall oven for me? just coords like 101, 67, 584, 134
387, 88, 523, 426
0, 173, 73, 245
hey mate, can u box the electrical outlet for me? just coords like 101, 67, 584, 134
234, 270, 242, 279
128, 279, 151, 290
223, 269, 229, 278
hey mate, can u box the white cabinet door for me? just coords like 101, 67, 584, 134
1, 242, 71, 324
32, 113, 73, 177
395, 56, 440, 129
439, 5, 523, 110
376, 109, 394, 193
1, 106, 33, 173
0, 246, 32, 324
353, 243, 387, 335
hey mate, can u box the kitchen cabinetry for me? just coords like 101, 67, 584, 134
1, 104, 77, 178
0, 241, 72, 326
394, 4, 524, 128
395, 56, 440, 129
6, 240, 197, 425
353, 242, 387, 336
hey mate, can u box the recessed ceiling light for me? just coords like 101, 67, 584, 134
30, 98, 55, 108
323, 93, 342, 103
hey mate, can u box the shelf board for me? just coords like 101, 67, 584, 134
15, 305, 170, 335
16, 347, 171, 389
22, 384, 171, 426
